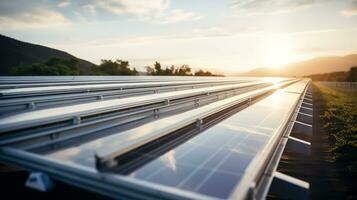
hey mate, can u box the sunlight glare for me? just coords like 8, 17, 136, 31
263, 42, 294, 69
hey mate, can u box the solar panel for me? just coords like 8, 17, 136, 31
46, 80, 294, 166
0, 81, 267, 133
42, 79, 303, 199
0, 80, 239, 97
0, 77, 311, 200
121, 93, 299, 198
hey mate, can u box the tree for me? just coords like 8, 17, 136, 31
145, 62, 220, 76
195, 69, 213, 76
12, 57, 81, 75
96, 59, 138, 75
146, 62, 173, 75
154, 61, 163, 75
175, 64, 192, 76
347, 67, 357, 82
163, 65, 175, 75
146, 66, 155, 75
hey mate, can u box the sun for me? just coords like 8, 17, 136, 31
263, 42, 294, 69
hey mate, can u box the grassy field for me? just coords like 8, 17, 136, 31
314, 82, 357, 175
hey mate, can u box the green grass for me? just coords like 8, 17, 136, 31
314, 83, 357, 175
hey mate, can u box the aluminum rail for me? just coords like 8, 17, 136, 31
254, 80, 311, 199
63, 80, 296, 169
230, 79, 311, 200
0, 76, 254, 89
96, 79, 307, 200
0, 147, 215, 200
1, 83, 265, 150
0, 81, 268, 133
0, 81, 242, 115
0, 80, 178, 90
0, 78, 307, 200
0, 80, 158, 89
0, 80, 239, 97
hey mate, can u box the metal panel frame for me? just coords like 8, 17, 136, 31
0, 78, 311, 200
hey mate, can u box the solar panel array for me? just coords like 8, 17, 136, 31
0, 76, 311, 199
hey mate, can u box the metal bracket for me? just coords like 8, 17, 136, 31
247, 97, 252, 106
292, 120, 312, 136
269, 172, 309, 200
296, 112, 313, 124
286, 136, 311, 155
303, 97, 312, 104
72, 116, 81, 125
165, 99, 170, 105
95, 153, 117, 170
194, 98, 200, 107
302, 102, 313, 108
25, 172, 55, 192
305, 94, 312, 99
153, 108, 159, 118
247, 183, 257, 200
97, 95, 104, 100
299, 106, 313, 115
28, 102, 36, 110
196, 118, 203, 130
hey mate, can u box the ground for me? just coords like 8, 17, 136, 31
277, 82, 356, 199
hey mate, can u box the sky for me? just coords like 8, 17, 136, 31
1, 0, 357, 73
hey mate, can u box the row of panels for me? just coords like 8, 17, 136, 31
0, 77, 309, 200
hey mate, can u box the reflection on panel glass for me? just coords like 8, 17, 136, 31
126, 91, 300, 198
1, 81, 264, 130
47, 84, 304, 199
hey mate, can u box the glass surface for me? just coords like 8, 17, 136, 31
283, 80, 309, 94
0, 81, 264, 132
125, 89, 302, 198
46, 80, 307, 199
0, 80, 233, 95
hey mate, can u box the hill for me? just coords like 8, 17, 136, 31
0, 34, 95, 75
307, 67, 357, 82
240, 54, 357, 77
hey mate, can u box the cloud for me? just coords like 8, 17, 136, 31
0, 0, 202, 27
296, 47, 329, 54
341, 0, 357, 16
192, 27, 234, 37
231, 0, 321, 15
58, 0, 71, 8
94, 0, 170, 15
157, 9, 203, 24
341, 9, 357, 16
133, 9, 203, 24
0, 9, 70, 30
83, 4, 97, 15
0, 0, 71, 30
93, 0, 202, 23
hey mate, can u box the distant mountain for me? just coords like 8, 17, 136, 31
0, 34, 95, 75
239, 54, 357, 77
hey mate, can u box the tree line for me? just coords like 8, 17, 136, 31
145, 61, 221, 76
307, 67, 357, 82
12, 57, 222, 76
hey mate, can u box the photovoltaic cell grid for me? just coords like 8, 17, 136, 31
0, 76, 310, 200
125, 90, 300, 198
0, 81, 262, 132
47, 85, 302, 199
44, 80, 292, 169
